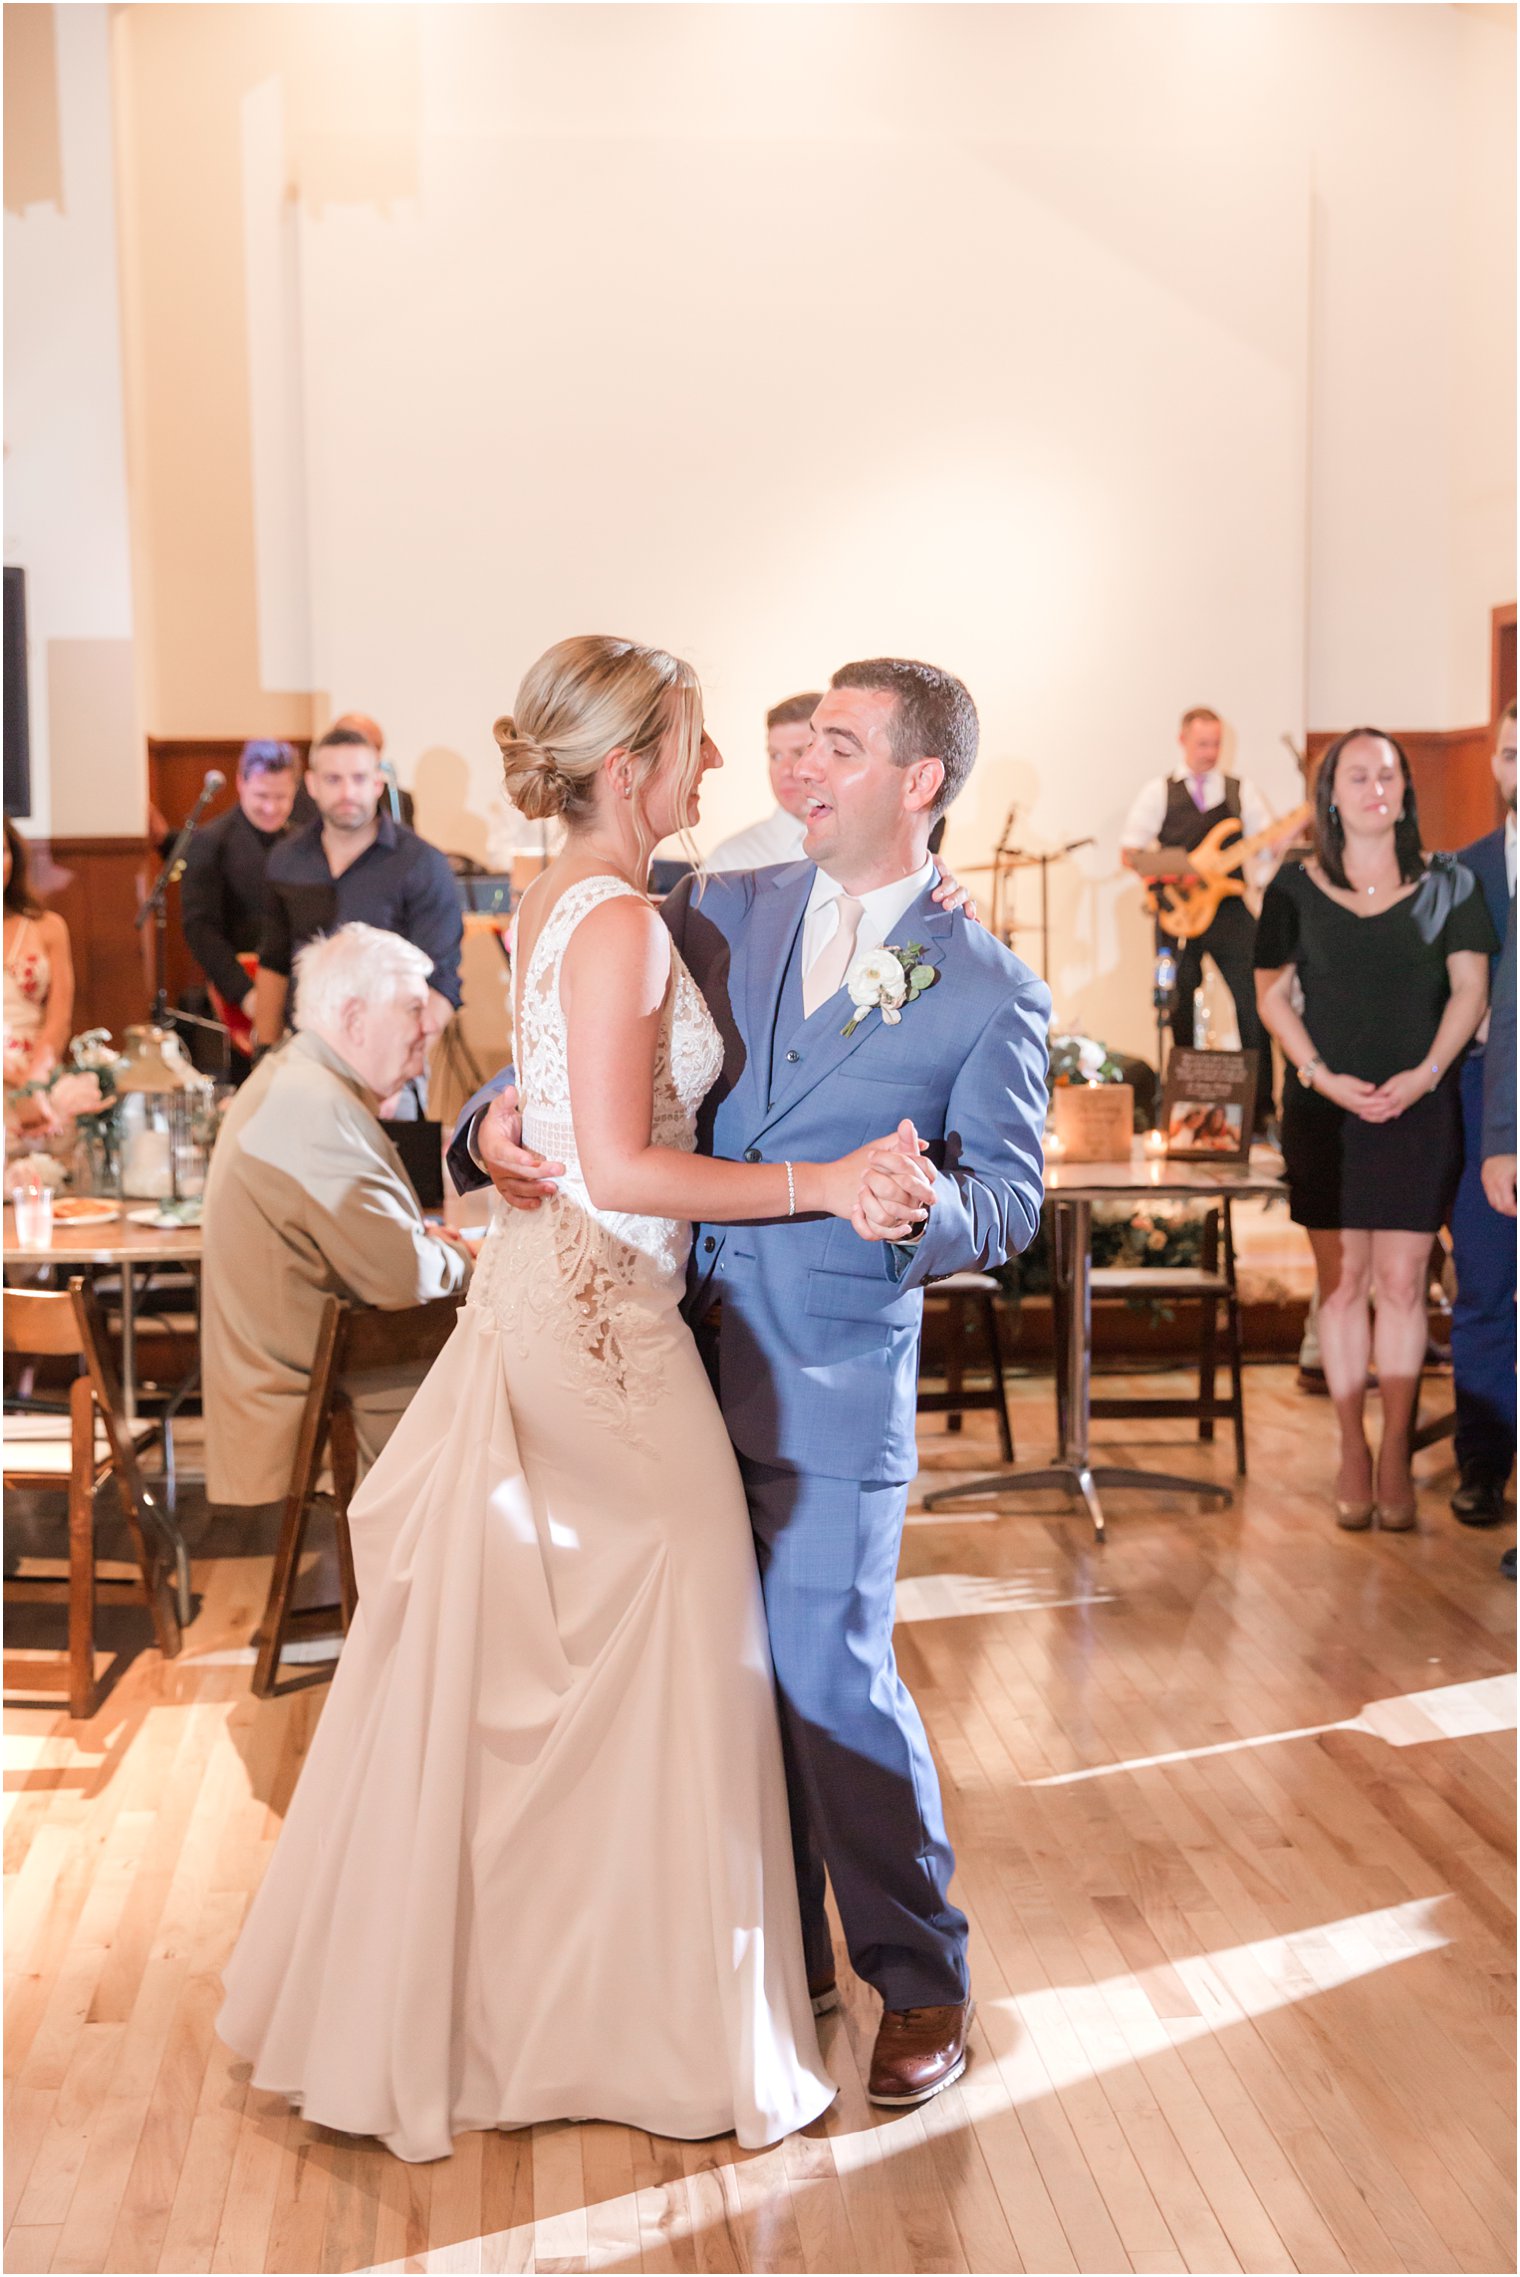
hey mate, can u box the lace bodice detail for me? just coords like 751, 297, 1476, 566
513, 875, 722, 1179
468, 875, 722, 1441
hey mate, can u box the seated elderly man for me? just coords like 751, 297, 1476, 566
202, 922, 469, 1509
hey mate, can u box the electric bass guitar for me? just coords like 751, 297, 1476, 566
1141, 803, 1312, 941
207, 953, 258, 1056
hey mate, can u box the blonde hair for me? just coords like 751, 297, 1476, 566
494, 636, 703, 868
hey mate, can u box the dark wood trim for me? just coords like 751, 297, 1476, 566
1492, 602, 1517, 724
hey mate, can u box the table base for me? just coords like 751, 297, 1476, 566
922, 1461, 1233, 1541
919, 1189, 1246, 1541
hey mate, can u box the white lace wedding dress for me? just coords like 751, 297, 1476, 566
217, 875, 835, 2161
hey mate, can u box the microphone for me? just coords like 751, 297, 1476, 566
135, 768, 228, 928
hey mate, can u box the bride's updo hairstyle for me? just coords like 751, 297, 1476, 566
494, 636, 703, 857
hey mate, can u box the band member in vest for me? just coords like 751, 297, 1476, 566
1120, 706, 1278, 1131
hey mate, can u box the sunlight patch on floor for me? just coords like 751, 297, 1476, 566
895, 1571, 1116, 1622
1026, 1674, 1517, 1784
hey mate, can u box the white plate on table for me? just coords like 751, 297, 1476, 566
126, 1203, 204, 1231
51, 1196, 123, 1226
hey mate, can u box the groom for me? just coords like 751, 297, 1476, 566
451, 658, 1050, 2105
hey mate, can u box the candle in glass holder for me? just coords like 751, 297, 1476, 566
123, 1125, 172, 1199
1144, 1127, 1167, 1157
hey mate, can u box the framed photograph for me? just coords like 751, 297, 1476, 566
1161, 1049, 1258, 1163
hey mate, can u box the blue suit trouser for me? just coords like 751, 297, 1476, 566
737, 1453, 970, 2010
1451, 1050, 1517, 1482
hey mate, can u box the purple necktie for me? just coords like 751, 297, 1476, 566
1191, 778, 1209, 811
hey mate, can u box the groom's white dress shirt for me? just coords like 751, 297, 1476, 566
800, 857, 938, 989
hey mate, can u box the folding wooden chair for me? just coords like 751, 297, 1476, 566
1075, 1198, 1248, 1474
252, 1291, 466, 1697
4, 1277, 184, 1719
918, 1272, 1016, 1461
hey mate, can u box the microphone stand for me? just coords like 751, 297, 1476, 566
134, 776, 224, 1026
999, 836, 1095, 980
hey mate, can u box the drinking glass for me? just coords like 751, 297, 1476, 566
11, 1173, 54, 1252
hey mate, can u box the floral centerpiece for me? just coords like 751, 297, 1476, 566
4, 1028, 121, 1189
995, 1201, 1206, 1307
1047, 1030, 1126, 1089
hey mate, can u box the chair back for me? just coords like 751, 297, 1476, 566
250, 1287, 466, 1697
334, 1291, 465, 1380
3, 1287, 86, 1360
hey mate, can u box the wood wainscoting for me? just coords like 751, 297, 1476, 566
1306, 724, 1504, 851
27, 837, 157, 1044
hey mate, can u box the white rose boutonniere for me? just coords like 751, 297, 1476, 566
842, 942, 940, 1037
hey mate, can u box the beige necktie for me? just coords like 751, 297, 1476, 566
802, 893, 865, 1018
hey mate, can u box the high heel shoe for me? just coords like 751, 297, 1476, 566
1375, 1499, 1418, 1531
1335, 1500, 1374, 1530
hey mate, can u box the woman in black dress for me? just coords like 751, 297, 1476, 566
1254, 729, 1495, 1532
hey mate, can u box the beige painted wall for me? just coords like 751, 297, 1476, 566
6, 5, 1514, 1063
3, 3, 142, 839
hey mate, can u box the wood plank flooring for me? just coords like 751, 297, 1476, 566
5, 1370, 1515, 2274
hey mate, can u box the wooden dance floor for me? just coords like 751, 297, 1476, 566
5, 1369, 1515, 2274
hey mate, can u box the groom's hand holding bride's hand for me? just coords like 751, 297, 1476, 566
477, 1085, 565, 1210
847, 1119, 937, 1244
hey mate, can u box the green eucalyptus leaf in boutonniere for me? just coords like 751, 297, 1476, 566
842, 943, 940, 1037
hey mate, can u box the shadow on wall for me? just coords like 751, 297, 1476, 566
413, 746, 489, 864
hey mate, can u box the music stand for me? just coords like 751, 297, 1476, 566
974, 825, 1094, 979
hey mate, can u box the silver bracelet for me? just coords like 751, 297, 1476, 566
785, 1161, 796, 1218
1427, 1059, 1441, 1088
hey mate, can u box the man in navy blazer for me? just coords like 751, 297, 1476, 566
1451, 703, 1516, 1524
451, 659, 1051, 2106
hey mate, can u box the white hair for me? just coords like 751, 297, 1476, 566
291, 923, 433, 1034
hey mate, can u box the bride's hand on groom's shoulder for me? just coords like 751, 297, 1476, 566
844, 1119, 937, 1244
478, 1086, 564, 1211
931, 866, 981, 925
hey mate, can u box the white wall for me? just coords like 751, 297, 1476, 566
3, 4, 141, 839
271, 7, 1326, 1055
220, 3, 1511, 1058
9, 5, 1511, 1061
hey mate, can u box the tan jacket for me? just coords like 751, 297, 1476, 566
201, 1031, 470, 1506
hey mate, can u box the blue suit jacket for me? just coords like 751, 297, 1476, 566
1459, 826, 1510, 974
452, 863, 1051, 1485
1484, 899, 1516, 1162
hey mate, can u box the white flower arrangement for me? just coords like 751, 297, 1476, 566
842, 942, 939, 1038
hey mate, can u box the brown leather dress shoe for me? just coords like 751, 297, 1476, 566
808, 1969, 840, 2017
867, 2001, 974, 2106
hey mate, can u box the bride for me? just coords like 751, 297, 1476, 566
216, 635, 935, 2162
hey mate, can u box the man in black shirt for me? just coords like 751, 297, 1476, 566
180, 740, 307, 1066
255, 728, 463, 1073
